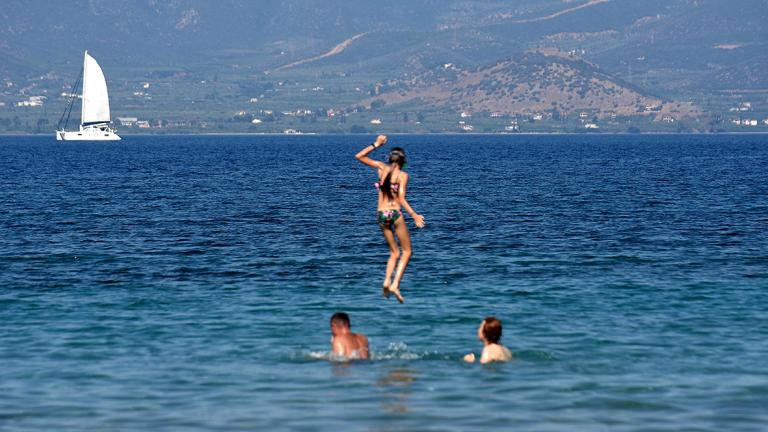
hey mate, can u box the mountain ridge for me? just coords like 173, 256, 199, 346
364, 50, 699, 119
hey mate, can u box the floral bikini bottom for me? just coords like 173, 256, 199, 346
377, 209, 402, 226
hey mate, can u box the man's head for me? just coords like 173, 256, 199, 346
330, 312, 351, 335
478, 316, 503, 344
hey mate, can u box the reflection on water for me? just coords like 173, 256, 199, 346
377, 368, 416, 414
331, 360, 355, 377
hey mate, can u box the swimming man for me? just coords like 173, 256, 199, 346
330, 312, 370, 360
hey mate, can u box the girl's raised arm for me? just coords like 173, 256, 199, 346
355, 135, 388, 169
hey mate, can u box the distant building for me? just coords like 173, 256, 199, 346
585, 123, 599, 129
370, 118, 382, 125
136, 121, 151, 128
662, 115, 675, 123
730, 102, 752, 112
490, 112, 502, 118
141, 82, 150, 89
251, 118, 262, 124
579, 112, 589, 119
763, 119, 768, 125
532, 113, 543, 121
16, 96, 45, 107
117, 117, 138, 127
459, 124, 474, 132
283, 128, 301, 134
460, 111, 472, 118
734, 118, 758, 126
249, 98, 259, 103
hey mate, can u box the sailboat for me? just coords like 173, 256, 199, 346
56, 51, 120, 141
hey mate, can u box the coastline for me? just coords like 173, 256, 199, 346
2, 131, 768, 137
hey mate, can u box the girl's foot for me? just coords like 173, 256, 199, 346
388, 285, 405, 304
382, 279, 392, 299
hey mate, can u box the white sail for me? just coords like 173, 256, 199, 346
81, 51, 111, 125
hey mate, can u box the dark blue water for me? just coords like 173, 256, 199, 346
1, 134, 767, 431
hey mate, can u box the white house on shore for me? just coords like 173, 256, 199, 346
117, 117, 138, 127
16, 96, 45, 107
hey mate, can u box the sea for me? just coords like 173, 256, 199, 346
1, 134, 766, 431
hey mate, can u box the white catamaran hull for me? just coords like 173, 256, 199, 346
56, 125, 121, 141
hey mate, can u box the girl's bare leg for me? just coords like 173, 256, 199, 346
388, 218, 412, 304
380, 224, 400, 298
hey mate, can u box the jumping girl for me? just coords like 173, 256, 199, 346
355, 135, 425, 303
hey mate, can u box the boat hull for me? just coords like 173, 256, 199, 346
56, 125, 121, 141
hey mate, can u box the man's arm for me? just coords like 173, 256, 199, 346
359, 335, 370, 359
332, 338, 347, 357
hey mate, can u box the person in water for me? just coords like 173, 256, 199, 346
463, 317, 513, 364
355, 135, 426, 303
330, 312, 370, 360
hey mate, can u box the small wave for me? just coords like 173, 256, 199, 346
515, 349, 556, 362
296, 344, 552, 363
371, 342, 452, 361
307, 350, 332, 360
296, 342, 456, 362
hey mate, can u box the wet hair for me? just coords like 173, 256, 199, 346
330, 312, 351, 328
380, 147, 407, 199
482, 317, 503, 344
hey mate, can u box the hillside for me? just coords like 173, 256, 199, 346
365, 51, 698, 118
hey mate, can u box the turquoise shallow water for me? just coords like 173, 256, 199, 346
1, 134, 767, 431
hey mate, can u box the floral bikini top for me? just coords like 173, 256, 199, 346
374, 182, 400, 193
